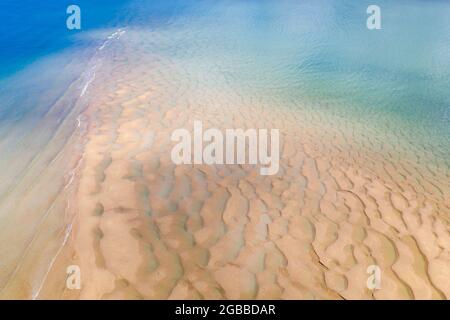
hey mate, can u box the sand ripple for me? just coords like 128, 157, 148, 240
36, 29, 450, 300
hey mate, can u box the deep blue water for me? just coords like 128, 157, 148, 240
0, 0, 133, 79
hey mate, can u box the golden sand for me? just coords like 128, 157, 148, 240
2, 30, 449, 300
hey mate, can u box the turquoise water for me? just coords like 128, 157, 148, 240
0, 0, 449, 166
121, 0, 450, 160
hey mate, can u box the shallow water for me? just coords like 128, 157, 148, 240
0, 0, 133, 297
1, 0, 449, 147
121, 0, 450, 158
0, 0, 449, 299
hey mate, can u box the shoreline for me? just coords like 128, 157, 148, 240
32, 45, 449, 299
1, 18, 448, 299
7, 64, 450, 299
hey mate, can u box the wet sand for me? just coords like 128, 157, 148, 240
33, 29, 449, 300
1, 24, 448, 299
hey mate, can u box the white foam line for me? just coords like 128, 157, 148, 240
32, 148, 84, 299
80, 72, 95, 97
27, 26, 129, 298
80, 28, 128, 97
32, 152, 83, 299
107, 28, 126, 40
0, 196, 60, 295
32, 220, 74, 300
47, 116, 82, 169
5, 33, 105, 296
65, 153, 84, 190
99, 40, 109, 51
117, 30, 126, 39
107, 29, 121, 39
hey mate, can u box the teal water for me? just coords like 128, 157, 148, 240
0, 0, 448, 201
1, 0, 449, 135
119, 0, 450, 161
0, 1, 138, 294
0, 0, 133, 201
0, 0, 448, 221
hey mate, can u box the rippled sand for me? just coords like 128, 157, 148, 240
2, 25, 449, 299
34, 28, 450, 300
